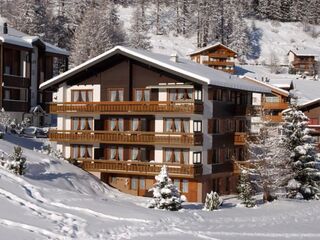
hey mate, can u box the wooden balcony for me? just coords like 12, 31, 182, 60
49, 130, 203, 147
49, 101, 203, 114
234, 132, 246, 145
264, 115, 283, 123
212, 162, 233, 174
3, 75, 30, 88
80, 159, 203, 178
262, 102, 289, 110
208, 53, 236, 58
202, 61, 234, 66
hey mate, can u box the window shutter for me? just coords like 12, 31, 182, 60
208, 119, 213, 134
207, 150, 212, 164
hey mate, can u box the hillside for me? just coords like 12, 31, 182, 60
119, 6, 320, 65
0, 134, 320, 239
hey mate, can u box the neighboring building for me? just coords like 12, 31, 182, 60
298, 98, 320, 149
188, 42, 237, 74
242, 76, 290, 125
0, 22, 68, 126
288, 48, 318, 76
40, 46, 269, 202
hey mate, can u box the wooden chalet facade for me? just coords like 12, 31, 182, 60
0, 22, 68, 125
40, 46, 269, 202
189, 43, 237, 74
288, 49, 318, 76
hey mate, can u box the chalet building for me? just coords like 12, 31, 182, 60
188, 42, 237, 74
298, 98, 320, 150
288, 49, 318, 76
0, 22, 68, 126
243, 76, 290, 125
40, 46, 269, 202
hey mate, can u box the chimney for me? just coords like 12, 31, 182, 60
3, 22, 8, 34
170, 53, 178, 63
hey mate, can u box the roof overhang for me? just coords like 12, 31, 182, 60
298, 98, 320, 111
188, 42, 237, 56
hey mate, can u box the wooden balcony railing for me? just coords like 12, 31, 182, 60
80, 159, 203, 178
208, 53, 236, 58
49, 101, 203, 114
3, 75, 30, 88
202, 61, 234, 66
262, 102, 289, 110
234, 132, 246, 145
264, 115, 283, 123
49, 130, 203, 146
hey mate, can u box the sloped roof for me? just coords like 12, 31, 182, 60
291, 79, 320, 105
39, 46, 270, 93
288, 48, 319, 57
298, 98, 320, 109
188, 42, 237, 56
0, 19, 68, 55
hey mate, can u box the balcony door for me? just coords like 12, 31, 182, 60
72, 117, 93, 131
106, 146, 124, 161
168, 89, 193, 101
72, 90, 93, 102
164, 148, 189, 164
164, 118, 189, 133
134, 89, 150, 101
131, 118, 147, 131
108, 88, 124, 102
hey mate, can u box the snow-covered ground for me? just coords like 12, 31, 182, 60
0, 134, 320, 240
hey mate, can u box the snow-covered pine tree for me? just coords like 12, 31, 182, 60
247, 117, 292, 202
282, 103, 320, 200
237, 169, 256, 207
148, 165, 185, 211
4, 146, 26, 175
203, 191, 223, 211
128, 6, 152, 50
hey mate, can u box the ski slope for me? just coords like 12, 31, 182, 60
0, 134, 320, 239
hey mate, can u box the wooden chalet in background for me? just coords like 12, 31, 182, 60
288, 48, 318, 76
0, 22, 68, 126
189, 42, 237, 74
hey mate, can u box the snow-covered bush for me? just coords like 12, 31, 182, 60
148, 165, 185, 211
237, 170, 256, 208
282, 104, 320, 200
203, 191, 223, 211
4, 146, 26, 175
36, 143, 64, 160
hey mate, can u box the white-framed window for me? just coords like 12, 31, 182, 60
173, 179, 180, 189
193, 152, 202, 164
194, 89, 202, 101
139, 178, 145, 190
182, 180, 189, 193
131, 177, 138, 190
193, 120, 202, 133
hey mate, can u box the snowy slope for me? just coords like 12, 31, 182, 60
0, 134, 320, 239
119, 6, 320, 63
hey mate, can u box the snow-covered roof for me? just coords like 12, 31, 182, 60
0, 19, 68, 55
298, 98, 320, 109
187, 42, 237, 56
288, 48, 319, 57
241, 76, 289, 97
39, 46, 270, 93
291, 79, 320, 105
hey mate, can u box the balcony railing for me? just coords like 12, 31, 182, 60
202, 61, 234, 66
262, 102, 289, 110
234, 132, 246, 145
49, 130, 203, 146
208, 53, 236, 58
264, 115, 283, 123
3, 75, 30, 88
49, 101, 203, 114
80, 159, 203, 178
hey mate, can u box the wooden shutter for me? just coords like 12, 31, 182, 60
207, 150, 212, 164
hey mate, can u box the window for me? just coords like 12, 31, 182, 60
164, 148, 189, 164
131, 118, 147, 131
108, 146, 124, 161
109, 118, 124, 131
130, 147, 147, 161
212, 119, 220, 134
168, 89, 193, 101
3, 88, 28, 102
182, 180, 189, 193
72, 117, 93, 130
194, 89, 202, 101
164, 118, 189, 133
212, 89, 222, 101
71, 145, 93, 159
193, 120, 202, 133
108, 88, 124, 102
173, 179, 180, 189
135, 89, 150, 101
225, 177, 230, 192
72, 90, 93, 102
139, 178, 145, 190
193, 152, 202, 164
212, 149, 220, 164
131, 177, 138, 190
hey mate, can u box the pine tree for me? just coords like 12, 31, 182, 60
237, 170, 256, 207
148, 165, 185, 211
203, 191, 223, 211
4, 146, 26, 175
282, 103, 320, 200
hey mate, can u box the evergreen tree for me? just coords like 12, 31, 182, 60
4, 146, 26, 175
203, 191, 223, 211
237, 170, 256, 207
282, 103, 320, 200
148, 165, 185, 211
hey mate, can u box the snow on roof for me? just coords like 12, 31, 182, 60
0, 19, 68, 55
298, 98, 320, 109
241, 76, 289, 97
291, 79, 320, 105
39, 46, 270, 93
288, 48, 319, 57
187, 42, 237, 56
